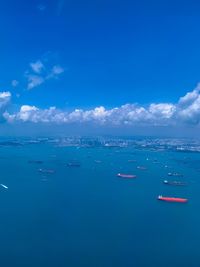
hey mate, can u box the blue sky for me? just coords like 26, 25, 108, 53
1, 0, 200, 135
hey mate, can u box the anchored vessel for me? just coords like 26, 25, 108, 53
158, 195, 188, 203
38, 168, 55, 174
163, 180, 187, 186
137, 166, 147, 170
117, 173, 137, 179
168, 172, 183, 177
67, 161, 81, 167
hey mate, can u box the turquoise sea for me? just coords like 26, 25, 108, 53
0, 139, 200, 267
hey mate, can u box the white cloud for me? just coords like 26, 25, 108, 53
1, 104, 176, 125
30, 60, 44, 74
0, 92, 11, 108
46, 65, 65, 80
176, 85, 200, 124
52, 65, 64, 75
26, 59, 64, 90
27, 75, 45, 90
149, 103, 176, 119
0, 92, 11, 98
17, 105, 39, 122
0, 91, 11, 122
3, 84, 200, 127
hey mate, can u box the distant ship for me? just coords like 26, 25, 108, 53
157, 195, 188, 203
163, 180, 187, 186
67, 161, 81, 167
117, 173, 137, 179
128, 159, 137, 163
0, 184, 8, 189
38, 168, 55, 174
137, 166, 147, 170
168, 172, 183, 177
94, 160, 102, 164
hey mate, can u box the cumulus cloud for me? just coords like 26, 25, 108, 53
0, 103, 178, 125
0, 92, 11, 109
0, 91, 11, 122
176, 85, 200, 124
149, 103, 176, 119
178, 84, 200, 107
2, 84, 200, 128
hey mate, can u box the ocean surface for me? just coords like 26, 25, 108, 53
0, 138, 200, 267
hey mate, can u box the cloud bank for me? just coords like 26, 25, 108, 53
2, 84, 200, 128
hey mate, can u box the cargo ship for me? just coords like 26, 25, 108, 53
117, 173, 137, 179
157, 195, 188, 203
163, 180, 187, 186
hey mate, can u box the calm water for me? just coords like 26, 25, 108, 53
0, 142, 199, 267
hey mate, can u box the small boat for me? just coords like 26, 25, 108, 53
168, 172, 183, 177
128, 159, 137, 163
0, 184, 8, 189
117, 173, 137, 179
38, 168, 55, 174
67, 161, 81, 167
94, 160, 102, 164
157, 195, 188, 203
137, 166, 147, 170
163, 180, 187, 186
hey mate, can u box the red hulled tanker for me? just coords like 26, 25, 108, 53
158, 195, 188, 203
